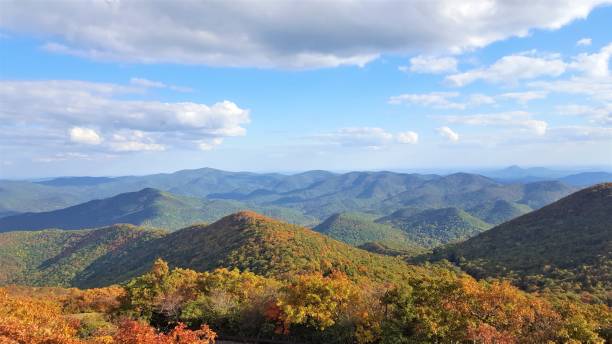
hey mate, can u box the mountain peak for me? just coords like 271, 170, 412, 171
209, 210, 278, 228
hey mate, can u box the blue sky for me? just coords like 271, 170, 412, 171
0, 1, 611, 178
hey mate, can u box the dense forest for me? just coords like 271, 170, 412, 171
0, 183, 610, 343
2, 258, 610, 343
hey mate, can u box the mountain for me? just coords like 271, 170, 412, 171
0, 168, 575, 225
482, 165, 566, 181
425, 183, 612, 303
560, 172, 612, 187
0, 188, 316, 232
0, 188, 240, 231
0, 225, 165, 287
313, 212, 424, 254
378, 207, 491, 248
466, 199, 531, 224
36, 176, 116, 187
0, 211, 419, 288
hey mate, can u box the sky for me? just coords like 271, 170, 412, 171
0, 0, 611, 178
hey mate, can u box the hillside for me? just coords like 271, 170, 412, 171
0, 212, 419, 288
425, 183, 612, 303
0, 225, 165, 287
378, 207, 491, 248
313, 212, 424, 254
0, 188, 316, 232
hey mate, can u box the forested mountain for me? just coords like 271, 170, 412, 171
0, 168, 577, 226
0, 188, 316, 232
378, 207, 491, 248
0, 225, 165, 287
424, 183, 612, 303
313, 212, 424, 254
0, 211, 417, 288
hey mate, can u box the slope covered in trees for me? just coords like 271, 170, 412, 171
425, 183, 612, 304
378, 207, 491, 248
0, 212, 419, 288
76, 211, 420, 288
312, 212, 424, 254
0, 225, 165, 287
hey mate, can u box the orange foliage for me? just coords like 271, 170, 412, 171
113, 320, 216, 344
0, 288, 81, 344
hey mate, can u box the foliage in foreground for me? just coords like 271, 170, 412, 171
2, 259, 608, 343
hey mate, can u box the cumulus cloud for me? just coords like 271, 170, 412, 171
318, 127, 418, 149
396, 131, 419, 144
577, 37, 592, 46
436, 126, 460, 142
569, 43, 612, 78
401, 55, 457, 74
0, 1, 608, 68
0, 80, 250, 152
69, 127, 102, 145
439, 111, 548, 135
446, 53, 567, 86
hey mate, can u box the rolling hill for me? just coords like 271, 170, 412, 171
0, 188, 316, 232
0, 211, 419, 288
378, 207, 492, 248
312, 212, 424, 254
424, 183, 612, 303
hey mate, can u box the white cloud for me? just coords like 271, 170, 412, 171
440, 111, 548, 135
130, 77, 166, 89
577, 37, 592, 46
499, 91, 548, 104
401, 55, 457, 74
107, 130, 165, 152
130, 77, 192, 92
0, 80, 250, 152
530, 76, 612, 101
446, 54, 567, 86
0, 1, 608, 68
468, 93, 496, 106
389, 92, 465, 109
318, 127, 418, 149
396, 131, 419, 144
436, 126, 460, 142
556, 104, 612, 125
69, 127, 102, 145
198, 138, 224, 151
569, 43, 612, 78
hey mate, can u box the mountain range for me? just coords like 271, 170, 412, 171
0, 211, 417, 288
2, 167, 593, 229
0, 188, 316, 231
